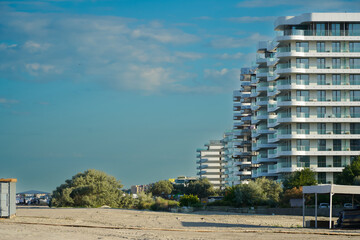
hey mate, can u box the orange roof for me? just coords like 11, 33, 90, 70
0, 178, 17, 183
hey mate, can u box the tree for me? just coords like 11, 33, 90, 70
51, 169, 124, 208
282, 168, 317, 190
336, 156, 360, 185
148, 180, 174, 197
186, 178, 216, 198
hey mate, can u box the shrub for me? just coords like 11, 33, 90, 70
179, 194, 200, 207
150, 197, 179, 211
135, 192, 155, 210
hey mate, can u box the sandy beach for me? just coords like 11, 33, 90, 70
0, 207, 359, 239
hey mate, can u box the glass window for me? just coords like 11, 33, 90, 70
297, 156, 310, 167
332, 74, 341, 85
350, 91, 360, 101
350, 58, 360, 69
296, 42, 309, 52
297, 139, 310, 151
350, 107, 360, 118
333, 107, 341, 118
332, 90, 341, 102
350, 139, 360, 150
350, 75, 360, 85
296, 58, 309, 68
333, 156, 342, 167
297, 123, 309, 134
317, 74, 326, 85
317, 107, 326, 118
350, 123, 360, 134
349, 24, 360, 36
318, 172, 326, 184
333, 139, 342, 151
333, 123, 341, 134
317, 42, 325, 52
332, 58, 341, 69
317, 58, 326, 69
296, 74, 309, 85
318, 156, 326, 167
317, 91, 326, 101
349, 42, 360, 52
318, 140, 326, 151
331, 23, 341, 36
316, 23, 326, 36
332, 42, 340, 52
297, 107, 309, 118
296, 90, 309, 101
317, 123, 326, 134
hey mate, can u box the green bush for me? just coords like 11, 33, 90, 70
179, 194, 200, 207
150, 197, 179, 211
135, 192, 155, 210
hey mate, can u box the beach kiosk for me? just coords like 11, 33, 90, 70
0, 178, 17, 218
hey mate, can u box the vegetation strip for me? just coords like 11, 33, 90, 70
6, 221, 360, 236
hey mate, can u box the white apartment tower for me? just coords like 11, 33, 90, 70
196, 140, 225, 188
251, 13, 360, 183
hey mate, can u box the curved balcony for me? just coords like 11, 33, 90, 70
275, 30, 360, 42
235, 170, 252, 176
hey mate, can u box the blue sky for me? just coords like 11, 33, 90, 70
1, 0, 359, 192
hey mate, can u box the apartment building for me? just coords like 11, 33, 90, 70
249, 13, 360, 183
196, 140, 225, 188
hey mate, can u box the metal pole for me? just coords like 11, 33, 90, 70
303, 193, 305, 227
329, 193, 333, 229
315, 193, 318, 228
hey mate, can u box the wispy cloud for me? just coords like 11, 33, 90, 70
175, 51, 204, 60
210, 33, 270, 48
216, 52, 243, 60
227, 16, 276, 23
0, 98, 19, 104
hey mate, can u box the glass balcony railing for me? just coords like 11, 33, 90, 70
277, 96, 291, 102
281, 30, 360, 37
278, 79, 291, 85
296, 129, 309, 134
278, 129, 291, 134
278, 112, 291, 118
297, 146, 310, 151
296, 63, 309, 69
277, 47, 291, 53
296, 79, 309, 85
296, 46, 309, 52
296, 96, 309, 101
296, 112, 310, 118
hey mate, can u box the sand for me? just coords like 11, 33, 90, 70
0, 206, 359, 239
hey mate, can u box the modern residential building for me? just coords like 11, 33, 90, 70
196, 140, 225, 189
250, 13, 360, 183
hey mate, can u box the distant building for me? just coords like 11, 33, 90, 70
173, 176, 197, 186
130, 185, 149, 194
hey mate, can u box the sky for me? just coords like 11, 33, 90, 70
1, 0, 360, 192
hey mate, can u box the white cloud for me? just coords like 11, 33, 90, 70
217, 52, 243, 60
0, 98, 19, 106
175, 51, 203, 60
210, 33, 270, 48
203, 68, 240, 90
227, 16, 276, 23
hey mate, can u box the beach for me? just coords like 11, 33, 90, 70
0, 206, 359, 239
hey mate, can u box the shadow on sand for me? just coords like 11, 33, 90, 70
181, 221, 281, 228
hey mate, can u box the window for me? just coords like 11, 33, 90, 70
333, 107, 341, 118
296, 74, 309, 85
297, 107, 309, 118
318, 140, 326, 151
350, 75, 360, 85
279, 157, 291, 168
318, 173, 326, 184
332, 42, 340, 52
350, 58, 360, 69
296, 42, 309, 52
297, 123, 309, 134
333, 156, 342, 167
297, 139, 310, 151
317, 58, 326, 69
350, 123, 360, 134
333, 139, 342, 151
350, 91, 360, 101
296, 58, 309, 68
316, 23, 326, 36
317, 107, 326, 118
333, 123, 341, 134
297, 156, 310, 167
332, 74, 341, 85
317, 42, 325, 52
317, 91, 326, 101
317, 74, 326, 85
331, 23, 341, 36
317, 123, 326, 134
318, 156, 326, 167
332, 90, 341, 102
349, 42, 360, 52
296, 90, 309, 101
349, 24, 360, 36
350, 139, 360, 151
332, 58, 341, 69
350, 107, 360, 118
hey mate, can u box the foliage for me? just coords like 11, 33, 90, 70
150, 197, 179, 211
179, 194, 200, 207
186, 178, 216, 198
282, 187, 303, 206
234, 181, 267, 207
282, 168, 317, 190
336, 156, 360, 185
117, 193, 135, 209
223, 186, 237, 203
172, 184, 186, 195
148, 180, 174, 197
206, 200, 234, 206
51, 169, 124, 208
135, 192, 155, 210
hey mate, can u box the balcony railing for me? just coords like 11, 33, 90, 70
280, 30, 360, 37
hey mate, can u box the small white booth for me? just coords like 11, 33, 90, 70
302, 184, 360, 229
